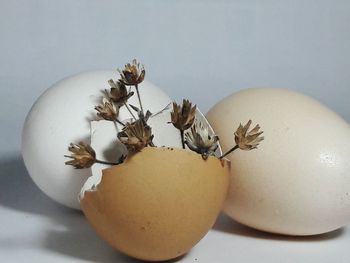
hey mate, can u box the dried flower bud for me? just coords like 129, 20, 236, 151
235, 120, 264, 150
118, 59, 145, 86
170, 99, 196, 131
107, 79, 134, 105
129, 104, 152, 122
117, 119, 154, 153
95, 98, 119, 121
65, 142, 96, 169
185, 121, 219, 159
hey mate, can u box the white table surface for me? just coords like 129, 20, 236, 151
1, 154, 349, 263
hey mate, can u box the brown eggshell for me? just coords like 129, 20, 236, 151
80, 147, 230, 261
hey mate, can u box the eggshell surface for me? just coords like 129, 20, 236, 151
80, 147, 230, 261
22, 70, 172, 209
80, 107, 221, 200
206, 88, 350, 235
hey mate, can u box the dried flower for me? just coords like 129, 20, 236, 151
117, 119, 154, 153
185, 121, 219, 159
235, 120, 264, 150
170, 99, 196, 131
118, 59, 145, 86
170, 99, 197, 149
129, 104, 152, 122
95, 98, 119, 121
65, 142, 96, 169
107, 79, 134, 105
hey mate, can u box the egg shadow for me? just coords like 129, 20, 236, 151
42, 208, 140, 263
0, 130, 90, 214
0, 155, 166, 263
0, 155, 56, 215
212, 212, 345, 242
4, 155, 343, 261
43, 206, 188, 263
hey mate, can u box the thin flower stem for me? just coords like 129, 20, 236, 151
180, 130, 185, 149
95, 159, 122, 166
135, 84, 144, 116
219, 145, 239, 159
151, 102, 171, 118
124, 102, 137, 120
113, 120, 124, 141
114, 119, 125, 127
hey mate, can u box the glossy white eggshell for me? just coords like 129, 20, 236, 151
22, 70, 172, 209
206, 88, 350, 235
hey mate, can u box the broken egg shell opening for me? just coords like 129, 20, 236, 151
22, 70, 173, 209
80, 147, 230, 261
79, 107, 222, 200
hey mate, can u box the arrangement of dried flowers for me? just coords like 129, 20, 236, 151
64, 59, 264, 169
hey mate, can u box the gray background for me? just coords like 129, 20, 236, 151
1, 1, 350, 262
1, 0, 350, 156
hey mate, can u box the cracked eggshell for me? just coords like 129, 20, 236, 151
206, 88, 350, 235
80, 147, 230, 261
80, 107, 221, 199
22, 70, 172, 209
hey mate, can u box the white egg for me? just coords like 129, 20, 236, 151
22, 70, 172, 209
206, 88, 350, 235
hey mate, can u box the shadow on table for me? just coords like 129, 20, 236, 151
213, 212, 345, 241
0, 156, 151, 263
0, 155, 56, 215
0, 156, 344, 262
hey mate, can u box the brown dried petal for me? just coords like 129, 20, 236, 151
117, 119, 153, 153
170, 99, 196, 131
234, 120, 264, 150
185, 121, 219, 158
118, 59, 145, 86
95, 98, 119, 121
107, 79, 134, 105
65, 142, 96, 169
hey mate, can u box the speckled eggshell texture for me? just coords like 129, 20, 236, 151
206, 88, 350, 235
80, 147, 230, 261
